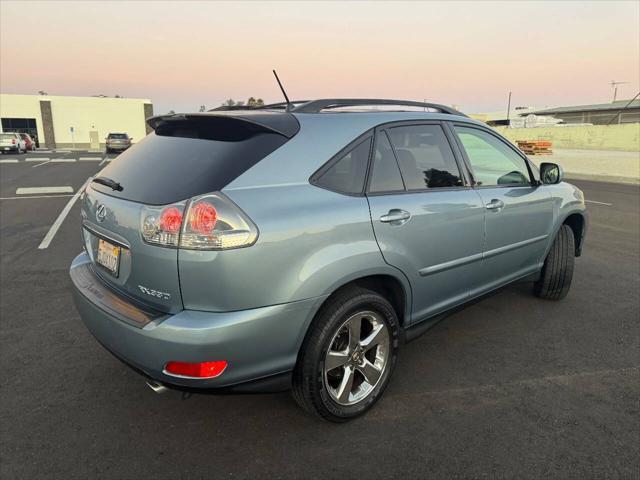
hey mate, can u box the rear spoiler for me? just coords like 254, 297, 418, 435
147, 112, 300, 139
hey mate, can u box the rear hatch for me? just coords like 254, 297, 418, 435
0, 134, 16, 147
83, 112, 298, 314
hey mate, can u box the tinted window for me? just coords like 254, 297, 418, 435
92, 119, 290, 205
369, 133, 404, 193
316, 137, 371, 194
454, 126, 530, 186
108, 133, 128, 139
387, 125, 462, 189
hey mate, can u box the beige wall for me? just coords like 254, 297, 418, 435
0, 94, 152, 148
0, 94, 46, 142
494, 124, 640, 152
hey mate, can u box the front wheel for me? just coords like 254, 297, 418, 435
534, 224, 575, 300
292, 286, 399, 422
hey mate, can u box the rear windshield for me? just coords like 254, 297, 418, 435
92, 118, 290, 205
0, 134, 15, 140
108, 133, 128, 139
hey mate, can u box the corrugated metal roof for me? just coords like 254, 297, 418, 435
530, 99, 640, 115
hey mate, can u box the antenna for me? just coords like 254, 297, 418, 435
272, 70, 292, 111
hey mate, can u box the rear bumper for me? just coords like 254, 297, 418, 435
70, 253, 325, 392
106, 143, 130, 150
1, 145, 19, 152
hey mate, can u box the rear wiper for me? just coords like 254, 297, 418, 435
92, 176, 123, 191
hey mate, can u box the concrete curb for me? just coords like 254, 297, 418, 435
565, 173, 640, 185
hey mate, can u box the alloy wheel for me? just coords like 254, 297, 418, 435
323, 310, 390, 406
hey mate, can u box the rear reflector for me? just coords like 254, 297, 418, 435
164, 360, 228, 378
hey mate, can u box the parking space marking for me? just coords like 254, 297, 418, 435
38, 178, 92, 250
98, 157, 114, 166
0, 159, 19, 163
26, 157, 51, 162
79, 157, 101, 161
17, 186, 75, 195
51, 158, 77, 163
585, 200, 613, 206
0, 194, 74, 200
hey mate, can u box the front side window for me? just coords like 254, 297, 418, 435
454, 126, 530, 186
315, 137, 371, 194
369, 133, 405, 193
387, 125, 462, 189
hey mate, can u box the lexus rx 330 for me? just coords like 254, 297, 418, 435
70, 99, 587, 422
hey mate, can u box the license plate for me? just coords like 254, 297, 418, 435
96, 239, 121, 276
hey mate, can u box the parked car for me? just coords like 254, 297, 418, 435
0, 132, 26, 153
105, 132, 132, 153
19, 133, 36, 151
70, 99, 587, 422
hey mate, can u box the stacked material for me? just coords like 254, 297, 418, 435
516, 140, 553, 155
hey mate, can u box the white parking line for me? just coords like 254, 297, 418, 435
98, 157, 113, 166
38, 178, 92, 249
0, 159, 19, 163
26, 157, 51, 162
79, 157, 101, 161
585, 200, 613, 206
0, 194, 74, 200
51, 158, 76, 163
16, 186, 74, 195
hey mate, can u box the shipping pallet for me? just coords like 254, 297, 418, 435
516, 140, 553, 155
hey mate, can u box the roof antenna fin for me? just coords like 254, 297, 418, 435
272, 69, 292, 111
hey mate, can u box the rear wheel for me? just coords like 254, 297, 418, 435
534, 224, 575, 300
292, 286, 399, 422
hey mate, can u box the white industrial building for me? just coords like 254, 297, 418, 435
0, 94, 153, 149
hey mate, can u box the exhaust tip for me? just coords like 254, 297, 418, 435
146, 380, 169, 394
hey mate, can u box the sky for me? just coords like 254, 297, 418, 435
1, 1, 639, 114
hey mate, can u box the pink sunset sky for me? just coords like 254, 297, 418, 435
1, 1, 638, 114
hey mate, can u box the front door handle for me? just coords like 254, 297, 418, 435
380, 209, 411, 225
485, 199, 505, 211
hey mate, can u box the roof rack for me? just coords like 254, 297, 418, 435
291, 98, 467, 116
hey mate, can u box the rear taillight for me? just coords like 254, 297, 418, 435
11, 139, 15, 144
140, 192, 258, 250
141, 203, 186, 247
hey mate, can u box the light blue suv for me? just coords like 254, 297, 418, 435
70, 99, 587, 422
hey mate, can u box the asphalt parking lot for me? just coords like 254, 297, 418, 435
0, 151, 638, 479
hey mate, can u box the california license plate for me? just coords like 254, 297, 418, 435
96, 239, 121, 276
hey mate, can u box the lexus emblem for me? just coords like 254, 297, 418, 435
96, 204, 107, 222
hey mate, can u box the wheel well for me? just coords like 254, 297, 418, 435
321, 275, 407, 326
563, 213, 585, 256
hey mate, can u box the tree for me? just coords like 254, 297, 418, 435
247, 97, 265, 107
223, 99, 236, 106
38, 90, 48, 96
167, 110, 175, 115
199, 105, 206, 112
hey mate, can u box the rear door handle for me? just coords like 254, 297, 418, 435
485, 199, 505, 211
380, 209, 411, 225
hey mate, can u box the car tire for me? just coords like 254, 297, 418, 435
534, 224, 575, 300
292, 286, 399, 422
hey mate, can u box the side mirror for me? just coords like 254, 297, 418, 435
540, 162, 564, 184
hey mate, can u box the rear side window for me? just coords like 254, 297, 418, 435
315, 137, 371, 195
92, 118, 290, 205
387, 125, 462, 189
369, 133, 405, 193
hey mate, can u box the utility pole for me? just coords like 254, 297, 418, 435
506, 91, 512, 124
610, 80, 629, 102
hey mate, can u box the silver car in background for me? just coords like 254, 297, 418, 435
105, 132, 132, 153
71, 99, 587, 422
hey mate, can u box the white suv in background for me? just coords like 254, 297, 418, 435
0, 133, 26, 154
